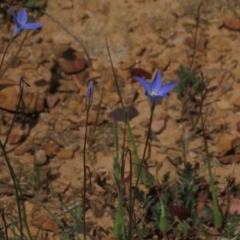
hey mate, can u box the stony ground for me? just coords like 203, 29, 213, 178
1, 0, 240, 239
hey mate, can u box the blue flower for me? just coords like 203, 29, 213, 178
134, 70, 178, 106
8, 5, 43, 37
86, 81, 94, 108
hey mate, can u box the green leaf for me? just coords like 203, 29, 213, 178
159, 199, 168, 232
113, 203, 125, 238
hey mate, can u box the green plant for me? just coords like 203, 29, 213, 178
222, 214, 240, 239
175, 0, 222, 230
0, 3, 45, 239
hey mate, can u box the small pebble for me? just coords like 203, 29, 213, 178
34, 149, 47, 166
151, 119, 165, 134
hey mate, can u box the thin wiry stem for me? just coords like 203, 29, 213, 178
0, 38, 13, 75
82, 107, 90, 240
88, 81, 104, 146
0, 78, 33, 240
0, 0, 47, 80
129, 105, 154, 239
42, 10, 91, 67
105, 38, 144, 238
105, 39, 141, 168
183, 1, 203, 131
0, 209, 9, 240
0, 5, 46, 240
0, 142, 24, 238
0, 31, 28, 80
126, 148, 133, 239
121, 115, 127, 186
199, 75, 222, 228
4, 77, 26, 147
189, 1, 203, 72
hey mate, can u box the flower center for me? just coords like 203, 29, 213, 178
150, 91, 158, 96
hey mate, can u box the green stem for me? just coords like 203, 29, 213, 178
136, 105, 154, 183
2, 78, 32, 240
105, 39, 147, 238
83, 108, 90, 240
0, 41, 33, 240
0, 4, 46, 240
0, 142, 24, 238
199, 93, 222, 229
0, 32, 28, 80
129, 105, 155, 239
128, 149, 133, 239
105, 39, 141, 169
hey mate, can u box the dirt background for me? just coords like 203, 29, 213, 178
1, 0, 240, 238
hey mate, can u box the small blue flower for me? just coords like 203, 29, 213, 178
134, 70, 178, 106
86, 81, 94, 107
8, 5, 43, 37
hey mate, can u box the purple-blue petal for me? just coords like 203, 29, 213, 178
13, 25, 23, 37
134, 76, 151, 94
159, 92, 169, 98
87, 81, 94, 102
17, 9, 28, 25
23, 22, 43, 31
159, 81, 178, 96
151, 70, 162, 93
145, 92, 162, 105
8, 5, 18, 24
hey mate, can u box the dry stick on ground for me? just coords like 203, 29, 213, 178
42, 11, 91, 67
